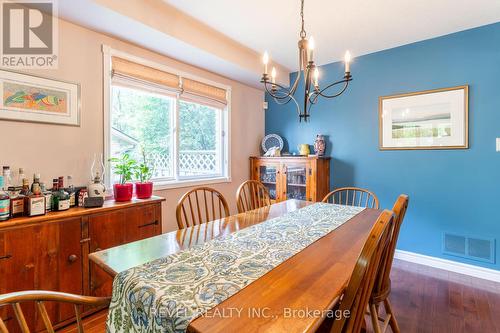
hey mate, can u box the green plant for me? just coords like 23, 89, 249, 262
108, 153, 137, 184
135, 148, 153, 183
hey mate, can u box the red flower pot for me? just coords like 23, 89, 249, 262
113, 183, 133, 202
135, 182, 153, 199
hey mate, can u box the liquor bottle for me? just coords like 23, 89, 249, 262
25, 181, 46, 217
67, 175, 76, 207
2, 166, 12, 190
40, 182, 52, 212
20, 178, 30, 196
0, 176, 10, 221
30, 173, 41, 193
17, 168, 25, 187
8, 185, 24, 218
50, 178, 58, 210
52, 177, 70, 211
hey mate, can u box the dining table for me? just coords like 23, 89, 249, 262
89, 199, 381, 333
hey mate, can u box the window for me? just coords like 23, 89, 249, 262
106, 52, 230, 188
111, 84, 174, 181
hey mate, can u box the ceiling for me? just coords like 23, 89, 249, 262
166, 0, 500, 70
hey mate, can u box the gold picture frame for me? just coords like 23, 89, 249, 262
379, 85, 469, 150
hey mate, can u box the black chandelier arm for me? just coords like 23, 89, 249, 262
271, 92, 301, 116
262, 80, 296, 101
308, 76, 352, 104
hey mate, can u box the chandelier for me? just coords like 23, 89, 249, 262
261, 0, 352, 122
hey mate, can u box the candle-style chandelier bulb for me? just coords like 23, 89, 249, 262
344, 50, 351, 63
263, 52, 269, 74
344, 50, 351, 71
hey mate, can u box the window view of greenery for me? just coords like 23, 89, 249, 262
111, 85, 173, 181
178, 100, 221, 177
111, 85, 223, 182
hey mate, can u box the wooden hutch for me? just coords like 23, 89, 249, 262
0, 196, 164, 332
250, 156, 331, 203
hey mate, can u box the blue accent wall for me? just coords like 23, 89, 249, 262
265, 22, 500, 270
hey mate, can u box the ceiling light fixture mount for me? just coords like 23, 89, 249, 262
261, 0, 353, 122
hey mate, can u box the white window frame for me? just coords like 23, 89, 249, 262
102, 45, 231, 191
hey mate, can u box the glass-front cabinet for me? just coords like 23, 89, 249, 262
250, 156, 330, 203
285, 164, 308, 201
258, 164, 280, 201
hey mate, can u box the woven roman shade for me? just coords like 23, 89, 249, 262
112, 56, 228, 105
112, 57, 179, 90
182, 78, 227, 105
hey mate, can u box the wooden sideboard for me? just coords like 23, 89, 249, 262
250, 156, 330, 203
0, 196, 165, 332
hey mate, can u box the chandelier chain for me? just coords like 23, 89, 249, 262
300, 0, 306, 38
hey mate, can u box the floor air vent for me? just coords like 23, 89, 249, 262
443, 233, 495, 264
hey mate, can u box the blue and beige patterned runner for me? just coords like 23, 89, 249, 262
106, 203, 364, 332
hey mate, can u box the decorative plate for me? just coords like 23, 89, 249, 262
261, 134, 284, 152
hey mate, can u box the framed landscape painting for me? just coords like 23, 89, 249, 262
379, 85, 468, 150
0, 70, 80, 126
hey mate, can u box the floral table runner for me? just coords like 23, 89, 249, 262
106, 203, 364, 333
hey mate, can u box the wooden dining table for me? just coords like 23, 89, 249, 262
89, 199, 381, 333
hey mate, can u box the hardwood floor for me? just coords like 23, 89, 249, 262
55, 259, 500, 332
57, 310, 108, 333
384, 259, 500, 333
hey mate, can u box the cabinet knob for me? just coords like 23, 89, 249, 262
68, 254, 78, 263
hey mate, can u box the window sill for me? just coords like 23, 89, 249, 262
152, 177, 231, 191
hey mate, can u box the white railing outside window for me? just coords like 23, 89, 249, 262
149, 150, 217, 179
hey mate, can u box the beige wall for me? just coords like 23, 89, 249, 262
0, 19, 264, 232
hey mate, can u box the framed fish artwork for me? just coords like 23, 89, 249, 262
0, 69, 80, 126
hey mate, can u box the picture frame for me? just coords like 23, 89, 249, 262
379, 85, 468, 150
0, 69, 81, 126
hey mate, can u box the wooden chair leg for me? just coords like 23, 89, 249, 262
370, 303, 382, 333
384, 298, 401, 333
0, 317, 8, 333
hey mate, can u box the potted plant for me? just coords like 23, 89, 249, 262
135, 149, 154, 199
108, 153, 137, 202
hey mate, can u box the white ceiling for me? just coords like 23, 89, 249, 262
166, 0, 500, 70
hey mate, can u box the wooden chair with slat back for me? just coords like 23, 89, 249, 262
0, 290, 110, 333
176, 187, 230, 230
322, 187, 380, 209
317, 210, 394, 333
236, 180, 272, 213
368, 194, 409, 333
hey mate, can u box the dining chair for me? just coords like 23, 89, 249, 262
0, 290, 110, 333
176, 187, 230, 229
322, 187, 380, 209
318, 209, 394, 333
368, 194, 409, 333
236, 180, 272, 213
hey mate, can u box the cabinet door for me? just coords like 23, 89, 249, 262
283, 162, 311, 201
254, 161, 281, 202
0, 227, 37, 333
124, 204, 160, 243
57, 218, 84, 322
0, 218, 82, 332
88, 210, 126, 297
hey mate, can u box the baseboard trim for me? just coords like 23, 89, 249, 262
394, 250, 500, 283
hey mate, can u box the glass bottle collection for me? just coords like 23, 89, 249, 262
0, 166, 83, 221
